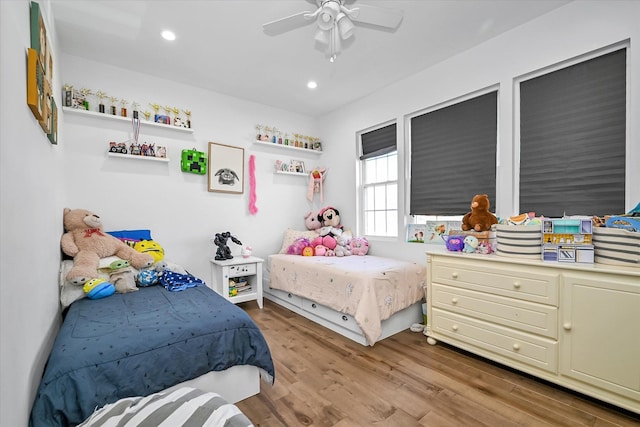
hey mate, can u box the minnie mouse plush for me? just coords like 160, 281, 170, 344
310, 206, 343, 250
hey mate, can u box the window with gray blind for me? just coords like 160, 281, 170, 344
519, 48, 626, 217
360, 123, 396, 160
410, 91, 498, 215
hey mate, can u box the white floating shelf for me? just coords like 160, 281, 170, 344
63, 107, 194, 133
107, 152, 170, 162
254, 139, 322, 155
275, 170, 308, 177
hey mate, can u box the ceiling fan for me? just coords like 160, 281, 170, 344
262, 0, 403, 62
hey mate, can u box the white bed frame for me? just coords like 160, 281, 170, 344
264, 278, 422, 346
164, 365, 262, 403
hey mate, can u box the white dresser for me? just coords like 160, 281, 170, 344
425, 248, 640, 414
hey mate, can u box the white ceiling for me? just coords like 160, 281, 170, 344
50, 0, 572, 116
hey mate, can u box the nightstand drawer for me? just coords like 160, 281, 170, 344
228, 263, 257, 278
432, 259, 559, 305
432, 283, 557, 338
432, 308, 558, 373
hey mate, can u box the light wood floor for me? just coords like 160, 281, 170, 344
236, 300, 640, 427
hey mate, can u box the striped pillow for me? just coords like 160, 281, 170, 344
79, 387, 254, 427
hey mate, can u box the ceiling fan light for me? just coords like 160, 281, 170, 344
317, 1, 339, 31
336, 13, 354, 39
314, 28, 329, 44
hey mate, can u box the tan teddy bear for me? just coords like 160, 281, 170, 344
461, 194, 499, 232
61, 208, 154, 285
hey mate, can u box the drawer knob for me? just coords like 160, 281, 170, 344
513, 281, 521, 289
311, 303, 317, 309
451, 298, 458, 304
452, 325, 458, 331
287, 293, 292, 298
513, 343, 521, 351
452, 272, 459, 279
342, 315, 349, 322
563, 322, 572, 331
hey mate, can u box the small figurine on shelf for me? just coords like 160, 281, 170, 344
149, 103, 161, 122
183, 109, 192, 128
272, 127, 278, 144
255, 124, 263, 140
262, 126, 271, 142
156, 146, 167, 158
120, 98, 128, 117
109, 96, 118, 115
131, 101, 140, 118
161, 105, 172, 125
213, 231, 242, 260
284, 132, 290, 146
95, 90, 107, 113
63, 84, 73, 107
142, 110, 152, 121
79, 88, 92, 110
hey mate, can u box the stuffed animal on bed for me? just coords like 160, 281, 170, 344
304, 211, 322, 231
317, 206, 343, 249
108, 259, 138, 293
61, 208, 155, 285
461, 194, 498, 232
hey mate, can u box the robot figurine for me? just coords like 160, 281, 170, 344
214, 231, 242, 260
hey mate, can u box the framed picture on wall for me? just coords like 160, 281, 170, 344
290, 160, 306, 174
208, 142, 244, 194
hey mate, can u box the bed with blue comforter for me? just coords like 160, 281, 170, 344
29, 284, 274, 427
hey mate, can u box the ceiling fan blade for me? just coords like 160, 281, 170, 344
348, 4, 403, 29
262, 11, 315, 36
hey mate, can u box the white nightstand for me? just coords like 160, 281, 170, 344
209, 256, 264, 308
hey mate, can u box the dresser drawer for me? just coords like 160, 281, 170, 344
432, 259, 559, 305
432, 283, 557, 339
431, 308, 558, 373
301, 299, 361, 334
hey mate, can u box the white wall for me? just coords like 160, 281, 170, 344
320, 0, 640, 262
59, 55, 321, 282
0, 1, 65, 426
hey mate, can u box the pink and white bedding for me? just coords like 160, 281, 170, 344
268, 254, 425, 344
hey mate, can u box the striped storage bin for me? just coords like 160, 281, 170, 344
495, 224, 542, 259
593, 227, 640, 267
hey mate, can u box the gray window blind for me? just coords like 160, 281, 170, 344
519, 48, 626, 217
360, 123, 396, 160
410, 91, 497, 215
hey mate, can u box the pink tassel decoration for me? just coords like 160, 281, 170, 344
248, 155, 258, 215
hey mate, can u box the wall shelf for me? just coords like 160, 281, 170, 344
275, 170, 308, 177
107, 152, 170, 162
254, 139, 322, 155
63, 107, 194, 133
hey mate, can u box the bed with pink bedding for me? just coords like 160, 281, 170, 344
266, 254, 426, 345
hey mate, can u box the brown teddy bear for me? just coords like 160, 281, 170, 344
461, 194, 498, 232
61, 208, 154, 285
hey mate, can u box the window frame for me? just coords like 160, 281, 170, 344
357, 121, 399, 239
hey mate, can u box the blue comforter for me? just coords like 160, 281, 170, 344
29, 285, 274, 427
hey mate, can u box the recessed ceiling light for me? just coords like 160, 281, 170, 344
161, 30, 176, 41
307, 81, 318, 89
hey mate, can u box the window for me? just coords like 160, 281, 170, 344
518, 48, 626, 217
359, 123, 397, 237
409, 90, 498, 215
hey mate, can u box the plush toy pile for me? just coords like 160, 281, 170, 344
61, 208, 155, 285
288, 206, 369, 257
